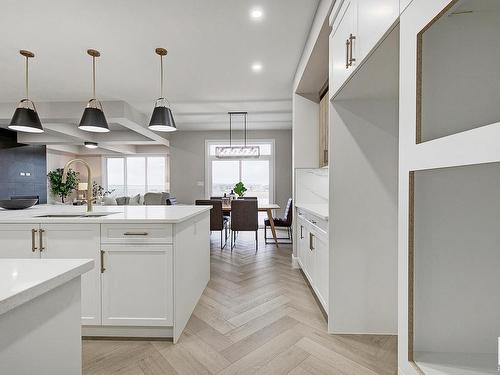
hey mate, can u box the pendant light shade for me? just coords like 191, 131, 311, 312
79, 49, 109, 133
79, 99, 109, 133
149, 48, 177, 132
149, 98, 176, 132
9, 50, 44, 133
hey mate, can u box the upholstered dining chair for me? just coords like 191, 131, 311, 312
195, 199, 229, 249
264, 198, 293, 244
230, 199, 258, 251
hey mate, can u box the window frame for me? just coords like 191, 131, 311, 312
205, 139, 275, 203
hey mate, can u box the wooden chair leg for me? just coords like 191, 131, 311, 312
255, 230, 258, 252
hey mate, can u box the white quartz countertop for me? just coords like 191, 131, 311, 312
0, 259, 94, 315
0, 205, 211, 224
295, 203, 329, 220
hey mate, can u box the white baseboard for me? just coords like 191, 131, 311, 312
82, 325, 173, 339
291, 255, 300, 269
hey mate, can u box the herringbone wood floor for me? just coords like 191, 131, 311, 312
83, 230, 397, 375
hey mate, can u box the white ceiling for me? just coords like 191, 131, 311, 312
0, 0, 319, 132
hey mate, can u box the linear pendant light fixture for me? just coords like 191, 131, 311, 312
148, 48, 177, 132
8, 50, 44, 133
216, 112, 260, 159
78, 49, 109, 133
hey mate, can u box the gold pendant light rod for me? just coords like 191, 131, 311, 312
87, 49, 100, 100
155, 48, 168, 98
20, 50, 34, 101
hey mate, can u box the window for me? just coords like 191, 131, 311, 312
206, 140, 274, 204
105, 156, 169, 196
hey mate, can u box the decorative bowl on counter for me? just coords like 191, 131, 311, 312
0, 198, 39, 210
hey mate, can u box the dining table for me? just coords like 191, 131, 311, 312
222, 203, 281, 247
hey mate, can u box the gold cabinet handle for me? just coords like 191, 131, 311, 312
349, 33, 356, 66
39, 229, 45, 252
123, 232, 149, 236
309, 232, 314, 251
31, 228, 38, 252
100, 250, 106, 273
345, 38, 350, 68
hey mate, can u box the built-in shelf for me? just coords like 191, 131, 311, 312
417, 0, 500, 143
411, 163, 500, 374
414, 352, 497, 375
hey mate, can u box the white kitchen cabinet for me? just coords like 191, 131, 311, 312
296, 216, 307, 270
311, 227, 328, 310
40, 224, 101, 325
329, 0, 356, 97
0, 223, 101, 325
0, 224, 40, 258
357, 0, 398, 61
101, 244, 173, 326
296, 209, 328, 313
329, 0, 398, 98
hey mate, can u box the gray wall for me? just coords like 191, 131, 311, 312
0, 129, 47, 203
169, 130, 292, 215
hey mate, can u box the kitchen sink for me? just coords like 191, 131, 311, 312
36, 213, 118, 218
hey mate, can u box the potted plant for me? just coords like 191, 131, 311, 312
92, 182, 115, 203
47, 168, 79, 203
233, 181, 247, 197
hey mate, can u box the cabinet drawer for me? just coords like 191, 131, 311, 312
101, 224, 173, 244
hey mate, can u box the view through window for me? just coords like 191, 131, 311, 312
106, 156, 168, 196
207, 141, 274, 204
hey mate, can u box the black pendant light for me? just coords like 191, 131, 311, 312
78, 49, 109, 133
8, 50, 44, 133
148, 48, 177, 132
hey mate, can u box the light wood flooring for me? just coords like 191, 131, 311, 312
83, 230, 397, 375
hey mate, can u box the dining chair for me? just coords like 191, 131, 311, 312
210, 196, 230, 219
195, 199, 229, 249
264, 198, 293, 244
230, 199, 258, 251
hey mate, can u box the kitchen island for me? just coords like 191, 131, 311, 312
0, 205, 211, 343
0, 258, 93, 375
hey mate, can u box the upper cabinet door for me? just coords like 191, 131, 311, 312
357, 0, 399, 61
0, 224, 40, 258
101, 244, 173, 327
330, 0, 357, 97
40, 224, 101, 325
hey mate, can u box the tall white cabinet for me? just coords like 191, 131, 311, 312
399, 0, 500, 374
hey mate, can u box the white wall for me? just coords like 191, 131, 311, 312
414, 163, 500, 355
169, 130, 292, 215
330, 98, 398, 334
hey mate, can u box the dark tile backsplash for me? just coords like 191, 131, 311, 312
0, 129, 47, 203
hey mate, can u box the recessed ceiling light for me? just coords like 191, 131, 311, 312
84, 141, 98, 149
251, 62, 263, 73
250, 8, 263, 20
